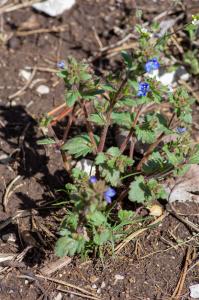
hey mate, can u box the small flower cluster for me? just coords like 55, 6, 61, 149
192, 14, 199, 26
145, 58, 160, 73
176, 127, 187, 134
137, 82, 150, 97
57, 60, 65, 69
89, 176, 116, 204
137, 58, 160, 97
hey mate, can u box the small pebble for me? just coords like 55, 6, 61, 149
54, 292, 63, 300
101, 281, 106, 289
190, 284, 199, 298
91, 284, 97, 289
19, 69, 32, 82
115, 274, 124, 280
0, 153, 11, 165
36, 85, 50, 95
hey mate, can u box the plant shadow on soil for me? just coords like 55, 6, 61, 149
0, 104, 70, 266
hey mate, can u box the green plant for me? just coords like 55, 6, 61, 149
38, 15, 199, 257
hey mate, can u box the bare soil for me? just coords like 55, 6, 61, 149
0, 1, 199, 299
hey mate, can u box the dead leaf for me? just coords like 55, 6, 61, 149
166, 165, 199, 203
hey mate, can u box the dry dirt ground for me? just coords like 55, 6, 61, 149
0, 1, 199, 299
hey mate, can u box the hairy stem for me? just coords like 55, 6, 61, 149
120, 104, 145, 153
80, 100, 98, 154
63, 104, 76, 142
98, 76, 128, 152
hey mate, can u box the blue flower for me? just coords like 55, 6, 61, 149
89, 176, 97, 184
176, 127, 187, 134
145, 58, 160, 73
104, 187, 116, 204
137, 82, 150, 97
57, 60, 65, 69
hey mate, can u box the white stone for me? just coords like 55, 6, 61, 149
190, 284, 199, 298
0, 153, 10, 164
91, 284, 97, 289
54, 292, 63, 300
76, 159, 96, 176
19, 69, 32, 82
101, 281, 106, 289
115, 274, 124, 280
36, 85, 50, 95
97, 288, 101, 294
33, 0, 75, 17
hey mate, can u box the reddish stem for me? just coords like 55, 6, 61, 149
80, 100, 98, 154
63, 104, 76, 142
120, 105, 144, 153
98, 76, 128, 152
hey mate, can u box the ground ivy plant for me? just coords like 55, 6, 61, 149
38, 15, 199, 257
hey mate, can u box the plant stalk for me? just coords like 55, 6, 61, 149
98, 76, 128, 152
63, 104, 76, 142
120, 104, 145, 153
80, 100, 98, 154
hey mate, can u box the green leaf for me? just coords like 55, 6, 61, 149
88, 211, 107, 226
101, 169, 120, 187
37, 138, 56, 145
55, 235, 86, 257
128, 176, 167, 203
135, 125, 156, 144
189, 145, 199, 164
111, 112, 132, 129
118, 210, 133, 222
88, 113, 105, 126
81, 89, 105, 100
106, 147, 121, 157
142, 151, 171, 175
65, 90, 80, 107
62, 134, 99, 158
94, 229, 111, 246
101, 84, 116, 92
121, 51, 133, 69
95, 153, 106, 164
128, 176, 147, 203
57, 70, 68, 79
66, 212, 79, 231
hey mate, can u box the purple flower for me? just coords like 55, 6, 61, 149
57, 60, 65, 69
89, 176, 97, 184
145, 58, 160, 73
104, 187, 116, 204
137, 82, 150, 97
176, 127, 187, 134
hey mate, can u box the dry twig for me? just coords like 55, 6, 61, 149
8, 67, 37, 100
0, 0, 40, 14
115, 212, 167, 254
171, 246, 194, 299
3, 175, 21, 212
36, 275, 101, 299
